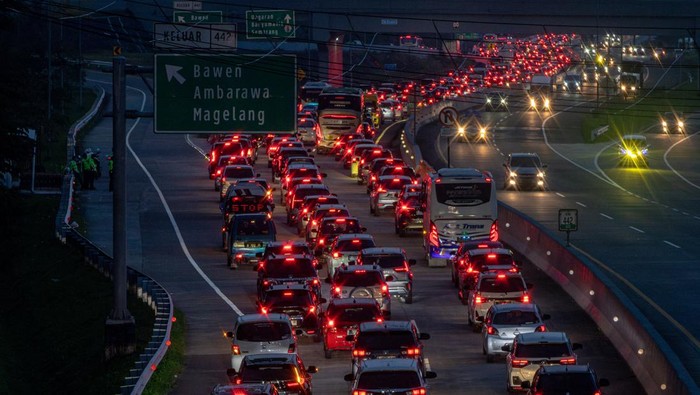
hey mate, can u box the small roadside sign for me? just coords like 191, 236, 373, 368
438, 106, 459, 127
154, 23, 236, 50
173, 11, 223, 24
559, 209, 578, 246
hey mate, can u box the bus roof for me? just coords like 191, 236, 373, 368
321, 87, 364, 95
436, 168, 487, 178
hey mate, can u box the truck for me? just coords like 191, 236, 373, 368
619, 60, 644, 98
526, 74, 553, 111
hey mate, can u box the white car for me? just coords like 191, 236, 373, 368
225, 313, 297, 372
324, 233, 376, 280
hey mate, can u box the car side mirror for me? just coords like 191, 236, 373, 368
419, 333, 431, 340
501, 343, 512, 352
542, 313, 551, 320
408, 259, 417, 266
521, 381, 531, 389
225, 331, 234, 338
345, 335, 355, 342
226, 368, 237, 378
599, 378, 610, 387
425, 371, 437, 379
572, 342, 583, 350
344, 373, 354, 382
307, 366, 319, 374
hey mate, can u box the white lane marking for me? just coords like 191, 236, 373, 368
376, 120, 405, 144
576, 201, 587, 207
663, 131, 700, 190
664, 240, 681, 249
694, 216, 700, 220
89, 78, 245, 316
629, 226, 645, 233
423, 358, 431, 372
572, 244, 700, 350
555, 192, 566, 198
600, 213, 613, 219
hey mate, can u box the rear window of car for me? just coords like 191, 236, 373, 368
294, 187, 331, 200
378, 178, 411, 190
355, 330, 417, 349
335, 270, 383, 287
320, 219, 361, 234
536, 372, 596, 391
492, 310, 539, 325
478, 276, 525, 293
298, 119, 316, 128
265, 290, 313, 307
380, 167, 415, 178
221, 142, 243, 156
280, 149, 309, 159
288, 168, 319, 178
470, 254, 514, 268
361, 254, 404, 268
264, 245, 310, 257
336, 238, 376, 252
327, 305, 379, 325
265, 259, 316, 278
241, 364, 296, 382
234, 217, 273, 236
515, 342, 571, 358
224, 167, 254, 179
357, 371, 421, 389
236, 322, 292, 342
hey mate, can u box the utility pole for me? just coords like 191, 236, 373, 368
105, 56, 136, 361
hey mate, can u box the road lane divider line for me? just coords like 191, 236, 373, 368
122, 85, 244, 316
663, 131, 700, 190
600, 213, 614, 219
663, 240, 681, 249
576, 201, 587, 207
555, 192, 566, 198
629, 226, 645, 233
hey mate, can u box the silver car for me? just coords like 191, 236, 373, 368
219, 165, 257, 201
345, 358, 437, 394
369, 175, 413, 216
356, 247, 416, 304
225, 313, 297, 372
324, 233, 376, 281
504, 331, 582, 392
481, 303, 550, 362
330, 265, 391, 317
466, 271, 532, 331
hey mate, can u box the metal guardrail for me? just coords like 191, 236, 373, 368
55, 86, 174, 395
400, 99, 699, 395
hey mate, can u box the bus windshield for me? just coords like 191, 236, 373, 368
435, 183, 492, 206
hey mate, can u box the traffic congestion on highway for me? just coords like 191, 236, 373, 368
198, 30, 655, 392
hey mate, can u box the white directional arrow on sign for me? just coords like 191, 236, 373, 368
165, 64, 186, 84
284, 14, 292, 23
177, 16, 185, 22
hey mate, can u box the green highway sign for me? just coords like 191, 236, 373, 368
154, 54, 297, 134
173, 11, 223, 24
558, 209, 578, 232
246, 10, 295, 39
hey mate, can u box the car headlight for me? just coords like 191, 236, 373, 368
641, 148, 648, 155
509, 171, 518, 177
678, 121, 684, 127
530, 98, 537, 107
537, 172, 545, 178
501, 98, 507, 105
486, 98, 492, 104
662, 120, 668, 127
479, 127, 487, 136
627, 151, 637, 158
544, 99, 550, 108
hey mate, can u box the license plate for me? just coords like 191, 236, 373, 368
246, 242, 262, 248
290, 319, 299, 326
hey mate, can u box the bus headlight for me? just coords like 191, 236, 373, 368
509, 171, 518, 178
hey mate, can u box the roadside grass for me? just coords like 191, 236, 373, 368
142, 309, 187, 395
0, 187, 153, 394
581, 81, 700, 142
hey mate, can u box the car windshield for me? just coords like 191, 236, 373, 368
336, 238, 375, 252
265, 259, 316, 278
361, 254, 405, 269
294, 187, 331, 200
515, 342, 571, 358
401, 196, 422, 208
509, 156, 541, 167
492, 310, 540, 325
266, 290, 313, 307
380, 167, 415, 178
536, 372, 596, 391
479, 276, 526, 293
378, 178, 411, 190
264, 245, 310, 257
320, 219, 361, 235
335, 271, 383, 287
357, 371, 421, 389
280, 149, 309, 159
288, 168, 320, 179
236, 322, 292, 342
328, 306, 378, 325
241, 364, 297, 382
355, 330, 417, 349
235, 218, 273, 236
298, 119, 316, 128
470, 254, 514, 268
224, 167, 255, 179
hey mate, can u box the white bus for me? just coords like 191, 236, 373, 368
316, 87, 364, 153
422, 168, 499, 267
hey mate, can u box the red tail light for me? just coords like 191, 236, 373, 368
560, 357, 577, 365
475, 294, 486, 304
353, 391, 367, 395
511, 359, 529, 368
535, 325, 547, 332
327, 319, 335, 328
231, 344, 241, 355
352, 349, 367, 357
411, 388, 426, 395
381, 284, 388, 293
521, 294, 530, 303
260, 306, 268, 314
490, 220, 499, 241
429, 222, 439, 247
333, 252, 341, 258
404, 347, 421, 356
394, 266, 408, 272
333, 286, 341, 295
318, 238, 325, 245
287, 343, 296, 353
377, 188, 387, 193
308, 305, 316, 313
486, 326, 498, 335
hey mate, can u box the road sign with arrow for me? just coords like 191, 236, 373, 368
245, 10, 295, 39
438, 106, 459, 127
154, 54, 297, 134
173, 11, 223, 24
